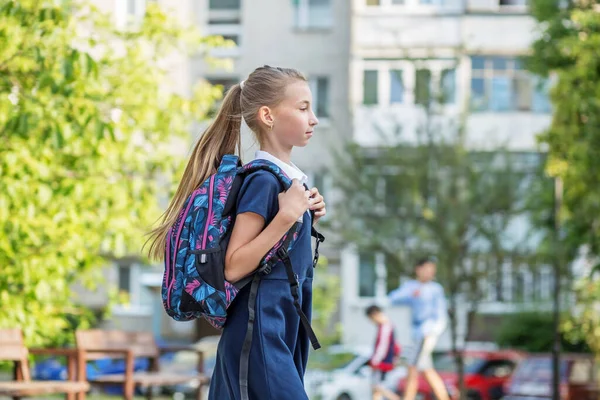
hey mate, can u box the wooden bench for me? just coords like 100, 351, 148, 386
75, 329, 208, 400
0, 328, 89, 400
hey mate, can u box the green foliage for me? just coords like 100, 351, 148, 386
311, 256, 342, 347
562, 277, 600, 357
528, 0, 600, 360
528, 0, 600, 256
0, 0, 224, 346
496, 311, 589, 353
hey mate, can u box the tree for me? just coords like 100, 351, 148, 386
0, 0, 226, 346
527, 0, 600, 361
330, 102, 533, 398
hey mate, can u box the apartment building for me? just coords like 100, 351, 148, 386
341, 0, 556, 348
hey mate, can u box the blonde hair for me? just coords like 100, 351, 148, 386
145, 66, 306, 261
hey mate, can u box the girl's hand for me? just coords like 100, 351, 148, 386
309, 187, 326, 224
277, 179, 310, 225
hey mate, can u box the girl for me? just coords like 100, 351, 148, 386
147, 65, 326, 400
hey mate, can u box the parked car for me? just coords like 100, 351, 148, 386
503, 353, 599, 400
396, 350, 525, 400
305, 345, 406, 400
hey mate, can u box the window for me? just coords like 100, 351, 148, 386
359, 253, 377, 297
221, 35, 240, 45
384, 174, 402, 210
441, 69, 456, 104
114, 262, 153, 314
389, 70, 404, 104
470, 56, 551, 113
366, 0, 381, 5
209, 0, 241, 10
415, 69, 432, 106
309, 77, 330, 118
482, 360, 516, 378
206, 78, 239, 117
499, 0, 527, 6
539, 268, 552, 300
118, 265, 132, 294
310, 171, 330, 221
363, 70, 378, 105
512, 271, 525, 302
115, 0, 146, 27
207, 78, 239, 93
294, 0, 333, 29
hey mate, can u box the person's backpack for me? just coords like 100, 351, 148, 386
161, 154, 324, 347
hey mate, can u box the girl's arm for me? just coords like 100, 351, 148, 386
224, 179, 309, 283
224, 212, 295, 282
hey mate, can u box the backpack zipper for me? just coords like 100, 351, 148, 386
166, 189, 199, 309
202, 175, 215, 250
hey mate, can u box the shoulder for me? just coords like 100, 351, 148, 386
243, 170, 281, 188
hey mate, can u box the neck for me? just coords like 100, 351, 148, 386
261, 142, 293, 164
417, 278, 431, 283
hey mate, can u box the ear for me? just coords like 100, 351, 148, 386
258, 105, 275, 128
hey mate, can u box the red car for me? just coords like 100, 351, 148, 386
396, 350, 525, 400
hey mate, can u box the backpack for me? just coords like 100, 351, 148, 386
162, 154, 324, 351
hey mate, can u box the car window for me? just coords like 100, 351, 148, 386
434, 354, 486, 374
512, 358, 568, 383
481, 360, 516, 378
569, 360, 592, 384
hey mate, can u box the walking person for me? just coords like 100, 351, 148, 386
389, 258, 450, 400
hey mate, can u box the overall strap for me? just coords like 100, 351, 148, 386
239, 273, 261, 400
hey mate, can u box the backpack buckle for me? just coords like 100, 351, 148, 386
276, 247, 289, 260
257, 260, 273, 276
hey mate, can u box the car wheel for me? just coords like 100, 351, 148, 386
336, 394, 352, 400
466, 390, 482, 400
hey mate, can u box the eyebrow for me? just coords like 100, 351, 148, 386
297, 100, 310, 106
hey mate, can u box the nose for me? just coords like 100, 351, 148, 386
310, 111, 319, 127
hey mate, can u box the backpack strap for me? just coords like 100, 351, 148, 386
239, 223, 321, 400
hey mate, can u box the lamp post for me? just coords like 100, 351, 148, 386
552, 176, 563, 400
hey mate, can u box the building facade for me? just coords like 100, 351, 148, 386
341, 0, 555, 349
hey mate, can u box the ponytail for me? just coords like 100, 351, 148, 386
145, 83, 243, 261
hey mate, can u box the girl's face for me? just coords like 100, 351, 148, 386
270, 80, 319, 148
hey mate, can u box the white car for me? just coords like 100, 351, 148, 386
305, 346, 406, 400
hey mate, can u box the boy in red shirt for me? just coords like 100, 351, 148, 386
366, 305, 402, 400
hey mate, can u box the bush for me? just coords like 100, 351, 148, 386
495, 311, 589, 353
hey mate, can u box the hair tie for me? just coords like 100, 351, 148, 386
240, 80, 246, 89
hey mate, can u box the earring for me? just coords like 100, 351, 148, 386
269, 123, 274, 131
